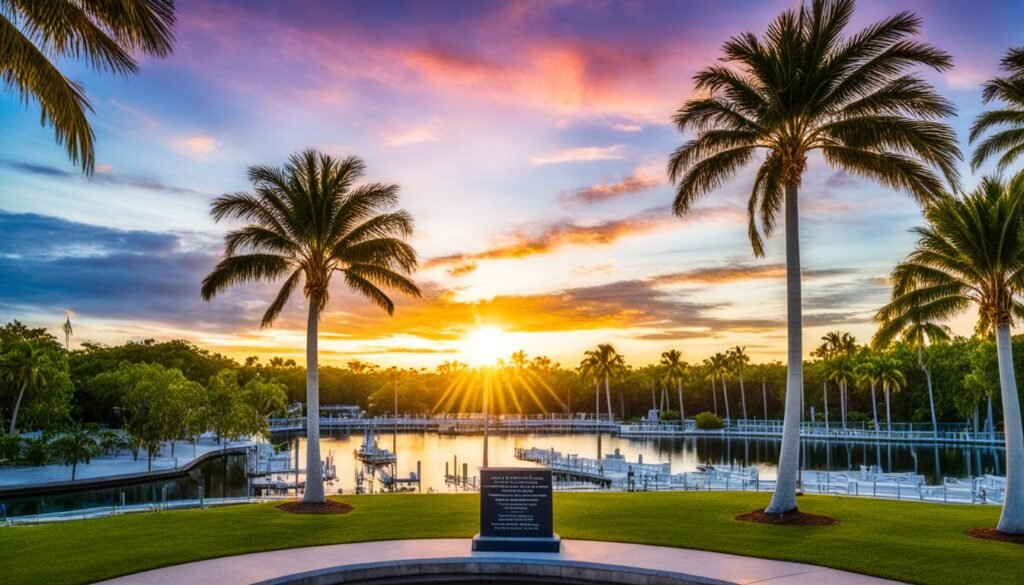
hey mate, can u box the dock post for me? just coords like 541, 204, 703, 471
463, 462, 469, 487
199, 485, 204, 509
417, 461, 422, 492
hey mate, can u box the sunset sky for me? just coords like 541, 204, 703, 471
2, 0, 1023, 368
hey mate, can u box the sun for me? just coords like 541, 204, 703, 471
463, 326, 511, 366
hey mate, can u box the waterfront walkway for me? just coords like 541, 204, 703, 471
0, 436, 253, 490
96, 538, 904, 584
270, 415, 1005, 446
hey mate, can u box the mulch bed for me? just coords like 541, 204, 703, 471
276, 500, 354, 515
966, 528, 1024, 544
735, 509, 838, 526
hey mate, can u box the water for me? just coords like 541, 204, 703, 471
273, 431, 1007, 495
1, 453, 247, 517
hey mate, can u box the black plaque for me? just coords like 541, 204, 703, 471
472, 467, 560, 552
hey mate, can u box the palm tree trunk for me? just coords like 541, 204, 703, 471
711, 379, 718, 415
871, 382, 879, 432
823, 382, 829, 433
8, 382, 27, 435
995, 324, 1024, 533
595, 382, 600, 420
677, 380, 684, 421
840, 382, 847, 430
766, 183, 802, 515
987, 396, 995, 438
739, 367, 747, 420
651, 382, 656, 410
302, 299, 325, 504
923, 361, 938, 439
72, 460, 77, 481
885, 384, 892, 437
762, 378, 768, 420
721, 377, 731, 422
604, 375, 613, 422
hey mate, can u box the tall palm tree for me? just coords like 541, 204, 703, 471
970, 47, 1024, 172
584, 344, 623, 422
667, 0, 959, 514
1, 0, 176, 173
702, 357, 719, 416
1, 339, 50, 435
876, 175, 1024, 533
578, 355, 600, 420
854, 352, 882, 432
729, 346, 749, 420
874, 305, 951, 438
709, 353, 731, 421
875, 356, 905, 437
201, 149, 421, 504
826, 354, 855, 430
660, 350, 687, 420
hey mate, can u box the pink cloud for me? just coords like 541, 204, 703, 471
531, 145, 625, 165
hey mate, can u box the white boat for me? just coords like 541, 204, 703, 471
353, 424, 396, 465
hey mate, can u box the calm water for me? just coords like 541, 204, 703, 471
273, 431, 1007, 494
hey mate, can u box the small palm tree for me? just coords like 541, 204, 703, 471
201, 149, 421, 504
50, 423, 101, 481
1, 0, 176, 173
1, 340, 50, 435
874, 305, 951, 438
667, 0, 959, 515
877, 175, 1024, 533
854, 352, 882, 432
826, 354, 855, 430
583, 344, 623, 422
875, 356, 905, 436
660, 350, 687, 420
729, 346, 749, 420
970, 48, 1024, 171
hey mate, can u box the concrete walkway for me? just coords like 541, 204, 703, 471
96, 539, 905, 584
0, 437, 251, 489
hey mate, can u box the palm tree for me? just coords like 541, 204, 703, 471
874, 306, 951, 438
583, 344, 623, 422
709, 353, 731, 421
854, 352, 882, 432
729, 346, 749, 420
702, 358, 719, 416
50, 423, 101, 481
201, 149, 421, 504
578, 356, 600, 420
1, 0, 176, 173
667, 0, 959, 514
875, 356, 905, 437
876, 175, 1024, 533
826, 354, 855, 430
1, 339, 50, 435
660, 350, 687, 421
970, 47, 1024, 172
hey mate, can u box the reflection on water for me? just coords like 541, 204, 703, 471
276, 431, 1007, 494
1, 453, 247, 517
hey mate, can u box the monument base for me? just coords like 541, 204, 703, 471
471, 533, 561, 553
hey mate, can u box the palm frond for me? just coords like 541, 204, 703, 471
200, 254, 291, 301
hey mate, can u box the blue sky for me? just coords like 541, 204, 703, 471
2, 0, 1023, 366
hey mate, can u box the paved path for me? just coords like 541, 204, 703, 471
0, 438, 251, 489
97, 539, 904, 584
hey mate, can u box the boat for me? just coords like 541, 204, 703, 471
353, 424, 397, 465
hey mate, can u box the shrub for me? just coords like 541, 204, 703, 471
0, 435, 21, 464
660, 409, 680, 421
19, 435, 52, 466
695, 411, 723, 429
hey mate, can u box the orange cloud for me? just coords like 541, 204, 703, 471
425, 209, 675, 271
172, 135, 218, 157
559, 170, 661, 205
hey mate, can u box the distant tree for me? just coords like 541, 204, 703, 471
583, 344, 624, 422
1, 340, 49, 435
50, 423, 101, 480
660, 350, 687, 420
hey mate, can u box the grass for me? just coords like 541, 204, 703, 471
0, 492, 1020, 585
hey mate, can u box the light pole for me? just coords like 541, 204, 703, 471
482, 371, 490, 468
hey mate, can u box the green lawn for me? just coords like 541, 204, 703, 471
0, 492, 1019, 585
